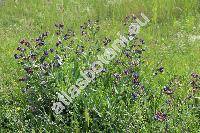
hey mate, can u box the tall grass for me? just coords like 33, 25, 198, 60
0, 0, 199, 132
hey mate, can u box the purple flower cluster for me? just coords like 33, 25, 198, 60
154, 111, 167, 122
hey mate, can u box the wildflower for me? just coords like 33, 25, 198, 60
19, 39, 26, 44
153, 72, 158, 76
158, 67, 164, 73
124, 51, 131, 58
67, 29, 75, 36
42, 62, 49, 70
19, 53, 25, 58
113, 73, 121, 80
103, 37, 111, 46
64, 34, 69, 40
24, 41, 31, 47
19, 76, 28, 82
132, 72, 139, 79
140, 39, 145, 44
80, 25, 86, 30
191, 73, 198, 78
38, 41, 45, 46
17, 46, 22, 51
56, 40, 62, 46
154, 112, 167, 121
101, 68, 107, 73
14, 54, 20, 59
44, 50, 49, 56
124, 16, 130, 25
124, 69, 129, 75
81, 31, 87, 36
140, 85, 145, 91
55, 54, 61, 60
57, 60, 63, 66
35, 38, 40, 42
50, 48, 54, 53
132, 78, 140, 85
24, 67, 33, 74
115, 60, 123, 65
133, 15, 137, 20
30, 52, 37, 60
42, 32, 49, 37
132, 93, 138, 100
163, 86, 173, 95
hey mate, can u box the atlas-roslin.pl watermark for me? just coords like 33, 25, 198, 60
51, 13, 150, 114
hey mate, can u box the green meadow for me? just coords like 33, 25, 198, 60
0, 0, 199, 132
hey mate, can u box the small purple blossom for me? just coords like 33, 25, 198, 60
132, 72, 139, 79
55, 54, 61, 60
14, 54, 20, 59
124, 69, 129, 75
158, 67, 164, 73
44, 51, 49, 56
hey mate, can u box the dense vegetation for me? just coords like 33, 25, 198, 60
0, 0, 199, 132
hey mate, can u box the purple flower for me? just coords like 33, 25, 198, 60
39, 41, 45, 46
44, 51, 49, 56
132, 72, 139, 79
14, 54, 20, 59
158, 67, 164, 73
124, 69, 129, 75
191, 73, 198, 78
132, 78, 140, 85
35, 38, 40, 42
50, 48, 54, 53
55, 54, 61, 60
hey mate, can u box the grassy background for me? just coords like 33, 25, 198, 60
0, 0, 199, 132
